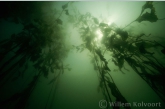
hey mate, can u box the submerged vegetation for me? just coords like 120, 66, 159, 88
0, 1, 165, 109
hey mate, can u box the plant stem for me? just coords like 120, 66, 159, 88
122, 20, 136, 30
93, 47, 112, 103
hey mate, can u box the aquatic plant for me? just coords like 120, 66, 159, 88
0, 1, 165, 109
71, 1, 165, 109
0, 2, 71, 108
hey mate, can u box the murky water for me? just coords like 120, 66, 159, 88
0, 1, 165, 109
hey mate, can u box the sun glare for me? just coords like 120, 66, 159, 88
93, 29, 103, 47
105, 14, 118, 26
108, 20, 113, 25
107, 17, 115, 25
96, 29, 103, 40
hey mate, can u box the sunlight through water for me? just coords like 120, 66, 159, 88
94, 29, 103, 47
107, 17, 115, 25
96, 29, 103, 40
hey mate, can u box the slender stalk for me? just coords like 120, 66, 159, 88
49, 70, 61, 109
133, 55, 157, 74
0, 53, 19, 73
122, 20, 136, 30
127, 60, 165, 102
45, 71, 61, 109
14, 73, 41, 109
0, 65, 19, 89
0, 43, 20, 62
0, 54, 27, 88
141, 54, 164, 73
92, 47, 112, 103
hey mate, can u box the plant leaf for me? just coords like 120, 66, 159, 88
92, 17, 99, 24
62, 3, 68, 10
137, 5, 158, 23
42, 66, 48, 78
117, 56, 124, 70
141, 1, 153, 14
116, 28, 128, 41
56, 19, 62, 25
99, 23, 108, 28
65, 10, 69, 15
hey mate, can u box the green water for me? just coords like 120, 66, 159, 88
0, 1, 165, 109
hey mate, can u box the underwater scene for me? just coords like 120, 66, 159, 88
0, 1, 165, 109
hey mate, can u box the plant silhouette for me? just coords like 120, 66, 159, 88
0, 1, 165, 109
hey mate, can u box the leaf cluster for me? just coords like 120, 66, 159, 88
136, 1, 158, 22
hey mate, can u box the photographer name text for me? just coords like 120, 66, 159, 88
99, 100, 161, 108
